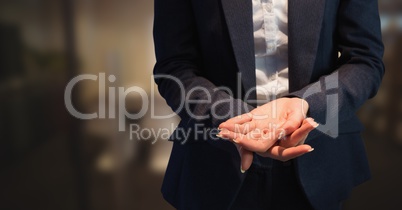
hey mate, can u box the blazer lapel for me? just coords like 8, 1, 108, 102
288, 0, 326, 92
221, 0, 256, 102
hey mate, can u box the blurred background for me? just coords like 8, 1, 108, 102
0, 0, 401, 209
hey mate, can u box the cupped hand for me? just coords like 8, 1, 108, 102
219, 98, 309, 140
216, 98, 317, 172
219, 98, 310, 150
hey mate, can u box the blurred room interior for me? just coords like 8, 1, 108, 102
0, 0, 401, 209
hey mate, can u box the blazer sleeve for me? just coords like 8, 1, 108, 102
153, 0, 254, 143
289, 0, 384, 138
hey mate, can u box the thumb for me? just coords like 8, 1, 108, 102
280, 118, 318, 148
276, 112, 303, 140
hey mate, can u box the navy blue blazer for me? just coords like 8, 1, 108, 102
153, 0, 384, 209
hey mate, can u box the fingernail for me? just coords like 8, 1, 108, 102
278, 129, 286, 140
217, 128, 222, 131
308, 148, 315, 152
237, 115, 242, 119
240, 165, 246, 173
232, 138, 239, 143
307, 118, 319, 128
216, 134, 223, 138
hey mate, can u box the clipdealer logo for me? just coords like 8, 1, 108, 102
64, 72, 340, 142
